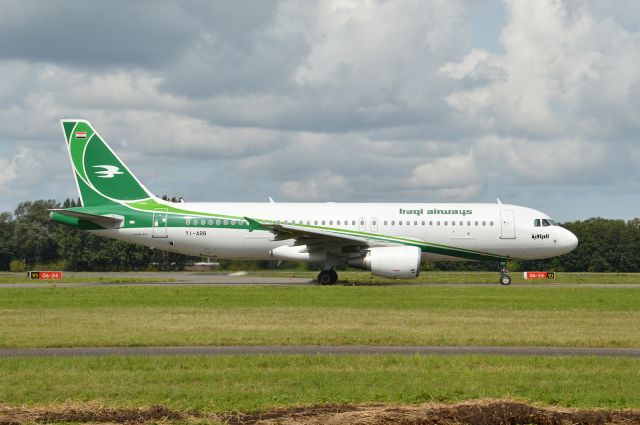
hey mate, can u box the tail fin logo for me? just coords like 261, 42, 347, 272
93, 165, 124, 179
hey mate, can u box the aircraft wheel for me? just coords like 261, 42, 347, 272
318, 270, 334, 285
329, 270, 338, 284
500, 274, 512, 285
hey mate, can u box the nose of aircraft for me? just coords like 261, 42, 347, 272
558, 228, 578, 254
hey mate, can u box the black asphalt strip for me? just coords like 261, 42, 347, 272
1, 345, 640, 357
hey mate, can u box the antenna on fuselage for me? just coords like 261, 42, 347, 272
497, 198, 502, 205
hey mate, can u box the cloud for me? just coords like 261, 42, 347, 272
1, 1, 640, 220
0, 0, 196, 68
280, 173, 349, 201
442, 0, 640, 140
0, 147, 40, 195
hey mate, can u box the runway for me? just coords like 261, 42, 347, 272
2, 272, 640, 288
2, 345, 640, 357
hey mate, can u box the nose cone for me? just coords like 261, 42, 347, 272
558, 228, 578, 255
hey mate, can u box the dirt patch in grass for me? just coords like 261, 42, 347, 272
3, 399, 640, 424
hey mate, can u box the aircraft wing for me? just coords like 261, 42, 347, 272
49, 209, 123, 227
244, 216, 386, 251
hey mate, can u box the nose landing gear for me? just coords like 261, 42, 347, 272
499, 262, 511, 285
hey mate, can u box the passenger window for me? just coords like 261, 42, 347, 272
372, 220, 377, 226
337, 220, 341, 225
399, 221, 403, 226
429, 221, 433, 226
329, 220, 333, 225
467, 221, 470, 226
451, 221, 455, 226
482, 221, 486, 226
490, 221, 493, 226
475, 221, 478, 226
314, 220, 318, 225
414, 221, 418, 225
384, 220, 388, 225
322, 220, 326, 225
201, 219, 205, 225
391, 220, 395, 225
437, 221, 440, 226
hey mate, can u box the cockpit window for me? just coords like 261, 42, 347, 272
534, 219, 541, 227
548, 219, 558, 226
541, 219, 551, 227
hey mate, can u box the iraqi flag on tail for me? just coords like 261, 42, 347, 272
75, 131, 87, 139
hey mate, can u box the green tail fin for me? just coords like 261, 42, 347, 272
61, 119, 155, 206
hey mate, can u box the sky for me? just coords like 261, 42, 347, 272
0, 0, 639, 222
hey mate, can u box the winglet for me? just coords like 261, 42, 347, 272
244, 216, 265, 232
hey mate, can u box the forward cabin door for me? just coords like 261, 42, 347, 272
500, 209, 516, 239
152, 209, 168, 238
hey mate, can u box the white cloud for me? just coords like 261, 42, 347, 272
280, 173, 348, 201
409, 154, 479, 190
442, 0, 640, 139
0, 147, 40, 194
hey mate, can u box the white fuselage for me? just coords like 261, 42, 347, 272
94, 202, 578, 262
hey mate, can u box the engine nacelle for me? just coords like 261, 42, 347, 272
270, 245, 327, 262
349, 246, 421, 279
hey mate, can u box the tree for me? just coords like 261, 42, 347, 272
13, 200, 60, 266
0, 212, 15, 270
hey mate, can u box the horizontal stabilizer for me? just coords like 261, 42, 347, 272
49, 209, 123, 228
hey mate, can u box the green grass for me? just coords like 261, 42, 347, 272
253, 270, 640, 284
1, 285, 639, 348
0, 354, 639, 411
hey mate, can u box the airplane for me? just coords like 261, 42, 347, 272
50, 119, 578, 285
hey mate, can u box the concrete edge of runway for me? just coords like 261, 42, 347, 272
2, 345, 640, 357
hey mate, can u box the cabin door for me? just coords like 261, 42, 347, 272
500, 209, 516, 239
152, 209, 168, 238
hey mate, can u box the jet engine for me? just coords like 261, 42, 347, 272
349, 246, 421, 279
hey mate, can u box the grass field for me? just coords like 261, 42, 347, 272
1, 354, 640, 411
1, 285, 639, 348
2, 281, 640, 415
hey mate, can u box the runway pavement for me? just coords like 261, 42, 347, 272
2, 345, 640, 357
2, 272, 640, 288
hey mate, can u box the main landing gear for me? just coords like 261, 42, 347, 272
317, 269, 338, 285
499, 262, 512, 285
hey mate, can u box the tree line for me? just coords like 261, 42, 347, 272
1, 199, 639, 272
